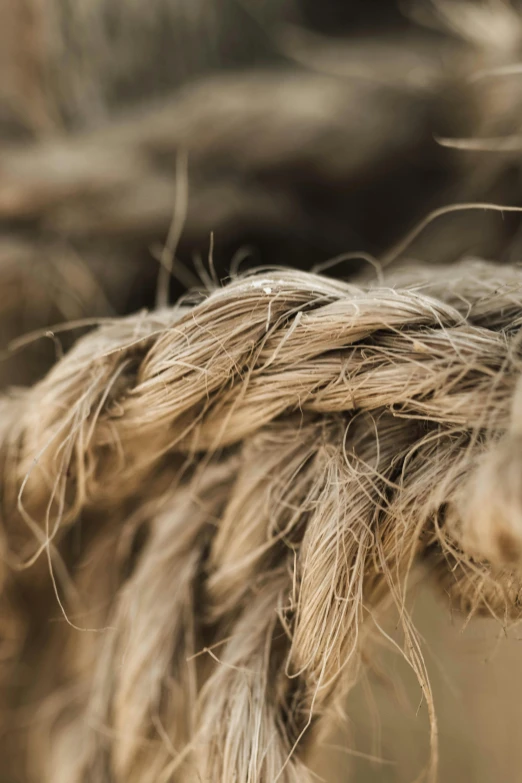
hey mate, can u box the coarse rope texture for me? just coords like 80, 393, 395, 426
1, 260, 522, 781
6, 0, 522, 393
4, 1, 522, 780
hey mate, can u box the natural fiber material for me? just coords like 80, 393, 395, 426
4, 3, 522, 779
2, 260, 522, 781
4, 0, 522, 393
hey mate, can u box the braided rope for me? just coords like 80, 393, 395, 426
1, 261, 522, 781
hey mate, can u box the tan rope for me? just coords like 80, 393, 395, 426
1, 261, 522, 781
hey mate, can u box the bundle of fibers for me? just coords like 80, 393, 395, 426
1, 260, 522, 781
6, 0, 522, 399
3, 58, 522, 390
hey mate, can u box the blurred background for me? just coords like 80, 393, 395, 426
2, 1, 522, 779
312, 585, 522, 782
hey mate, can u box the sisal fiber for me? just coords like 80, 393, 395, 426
5, 0, 522, 394
1, 260, 522, 781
